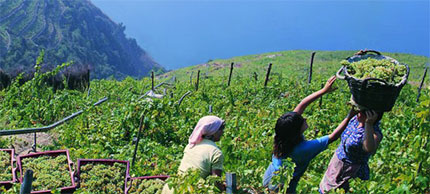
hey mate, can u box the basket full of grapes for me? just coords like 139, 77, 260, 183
75, 159, 130, 194
336, 50, 409, 112
16, 150, 76, 193
0, 149, 15, 190
126, 175, 169, 194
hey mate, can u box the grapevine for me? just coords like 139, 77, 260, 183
20, 155, 71, 191
128, 178, 165, 194
0, 151, 12, 181
0, 50, 428, 193
76, 163, 126, 194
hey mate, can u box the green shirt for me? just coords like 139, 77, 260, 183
178, 139, 224, 178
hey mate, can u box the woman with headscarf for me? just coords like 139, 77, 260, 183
162, 115, 226, 193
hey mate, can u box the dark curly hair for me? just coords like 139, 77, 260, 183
273, 112, 305, 158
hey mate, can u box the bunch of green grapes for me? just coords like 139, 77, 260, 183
0, 151, 12, 181
128, 178, 165, 194
341, 58, 407, 84
21, 155, 71, 191
78, 163, 126, 194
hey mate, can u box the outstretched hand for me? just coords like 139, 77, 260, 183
322, 76, 337, 94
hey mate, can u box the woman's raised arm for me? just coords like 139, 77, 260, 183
362, 111, 381, 154
293, 76, 337, 115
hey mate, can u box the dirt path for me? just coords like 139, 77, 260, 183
2, 132, 56, 156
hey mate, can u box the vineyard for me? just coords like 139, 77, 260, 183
0, 50, 429, 193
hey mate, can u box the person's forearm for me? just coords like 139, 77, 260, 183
363, 124, 377, 153
293, 89, 325, 115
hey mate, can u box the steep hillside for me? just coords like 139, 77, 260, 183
0, 0, 164, 79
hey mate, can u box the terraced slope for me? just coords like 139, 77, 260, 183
0, 0, 164, 79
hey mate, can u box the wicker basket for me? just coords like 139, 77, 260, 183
336, 50, 409, 112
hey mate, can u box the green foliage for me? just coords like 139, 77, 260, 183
128, 178, 164, 194
165, 169, 222, 194
342, 58, 407, 84
0, 184, 20, 194
20, 155, 71, 191
269, 158, 295, 194
0, 50, 72, 127
75, 163, 126, 194
0, 50, 429, 193
0, 150, 12, 181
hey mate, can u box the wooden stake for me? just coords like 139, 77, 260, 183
308, 52, 316, 84
226, 172, 237, 194
264, 63, 272, 87
253, 72, 258, 81
132, 115, 145, 167
151, 71, 154, 91
416, 66, 428, 102
87, 68, 90, 89
228, 62, 234, 87
196, 70, 200, 91
319, 83, 324, 107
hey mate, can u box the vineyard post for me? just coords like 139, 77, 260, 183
226, 172, 237, 194
87, 69, 90, 89
132, 115, 145, 167
264, 63, 272, 87
86, 72, 90, 132
196, 70, 200, 91
208, 105, 212, 113
20, 170, 33, 194
31, 132, 37, 153
190, 71, 194, 85
151, 71, 154, 91
319, 83, 324, 107
416, 66, 428, 102
253, 72, 258, 81
308, 52, 316, 84
228, 62, 234, 87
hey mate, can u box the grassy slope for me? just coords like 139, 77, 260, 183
161, 50, 429, 83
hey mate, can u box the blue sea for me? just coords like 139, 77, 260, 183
91, 0, 429, 70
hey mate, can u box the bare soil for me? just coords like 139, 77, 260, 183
1, 132, 57, 156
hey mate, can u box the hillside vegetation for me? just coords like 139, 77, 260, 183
0, 0, 163, 79
0, 50, 429, 193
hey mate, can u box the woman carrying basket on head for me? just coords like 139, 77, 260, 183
263, 76, 358, 193
162, 115, 226, 193
319, 110, 383, 193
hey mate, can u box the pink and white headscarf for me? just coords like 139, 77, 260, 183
188, 115, 224, 147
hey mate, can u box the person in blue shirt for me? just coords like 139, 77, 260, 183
263, 76, 358, 193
